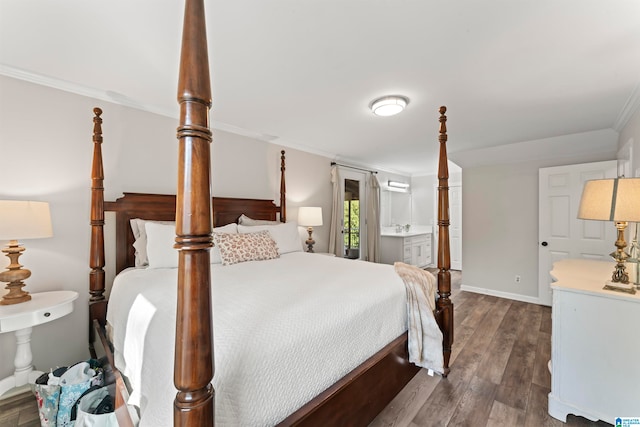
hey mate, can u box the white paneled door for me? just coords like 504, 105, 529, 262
538, 161, 617, 306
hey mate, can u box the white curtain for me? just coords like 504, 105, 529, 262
329, 166, 343, 256
366, 173, 381, 262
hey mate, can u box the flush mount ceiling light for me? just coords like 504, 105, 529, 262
370, 95, 409, 117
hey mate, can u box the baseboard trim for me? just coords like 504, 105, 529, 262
460, 284, 541, 305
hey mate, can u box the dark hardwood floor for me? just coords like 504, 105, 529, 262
0, 269, 612, 427
370, 269, 612, 427
0, 391, 39, 427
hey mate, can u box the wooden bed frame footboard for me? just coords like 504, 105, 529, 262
88, 0, 454, 425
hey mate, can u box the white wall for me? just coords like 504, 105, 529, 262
0, 75, 333, 385
410, 175, 433, 227
411, 162, 462, 230
461, 130, 618, 301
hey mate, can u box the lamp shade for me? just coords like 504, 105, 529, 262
0, 200, 53, 240
298, 207, 323, 227
577, 178, 640, 222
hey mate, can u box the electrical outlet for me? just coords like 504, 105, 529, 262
515, 275, 521, 283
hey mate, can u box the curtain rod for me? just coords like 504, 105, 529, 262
330, 162, 378, 174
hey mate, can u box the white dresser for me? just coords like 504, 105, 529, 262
380, 232, 432, 267
549, 259, 640, 424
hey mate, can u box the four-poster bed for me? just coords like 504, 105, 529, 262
88, 0, 454, 425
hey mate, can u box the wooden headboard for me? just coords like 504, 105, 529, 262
89, 106, 287, 329
105, 193, 284, 274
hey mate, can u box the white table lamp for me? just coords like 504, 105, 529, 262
577, 178, 640, 293
0, 201, 53, 305
298, 207, 323, 253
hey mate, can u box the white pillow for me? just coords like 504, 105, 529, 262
143, 222, 238, 268
238, 222, 303, 254
130, 219, 174, 267
238, 214, 280, 226
144, 222, 178, 269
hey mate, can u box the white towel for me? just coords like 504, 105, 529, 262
394, 262, 444, 374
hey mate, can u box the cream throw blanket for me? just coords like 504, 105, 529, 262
394, 262, 444, 374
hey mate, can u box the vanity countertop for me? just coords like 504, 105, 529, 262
380, 230, 431, 237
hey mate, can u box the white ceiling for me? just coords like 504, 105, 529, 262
1, 0, 639, 175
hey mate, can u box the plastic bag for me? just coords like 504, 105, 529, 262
74, 385, 116, 427
34, 366, 67, 427
33, 360, 104, 427
56, 360, 104, 427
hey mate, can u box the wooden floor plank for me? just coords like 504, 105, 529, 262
486, 400, 526, 427
539, 305, 552, 334
447, 376, 498, 427
0, 392, 37, 427
524, 383, 565, 427
494, 303, 542, 410
531, 332, 552, 388
473, 299, 517, 385
0, 412, 20, 427
411, 351, 479, 426
16, 405, 38, 427
368, 369, 439, 427
449, 295, 494, 364
449, 321, 478, 366
457, 296, 511, 358
459, 295, 493, 328
454, 293, 486, 328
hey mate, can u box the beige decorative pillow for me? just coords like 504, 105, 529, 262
213, 230, 279, 266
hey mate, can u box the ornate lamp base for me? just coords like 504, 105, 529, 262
0, 241, 32, 305
305, 227, 315, 253
603, 280, 636, 295
602, 221, 636, 295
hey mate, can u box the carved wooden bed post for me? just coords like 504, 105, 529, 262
89, 107, 106, 351
436, 106, 454, 375
174, 0, 215, 424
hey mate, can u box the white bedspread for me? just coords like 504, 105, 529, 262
106, 252, 407, 426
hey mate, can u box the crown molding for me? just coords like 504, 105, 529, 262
0, 64, 179, 119
614, 80, 640, 132
0, 64, 299, 146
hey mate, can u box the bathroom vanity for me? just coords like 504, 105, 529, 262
380, 230, 432, 267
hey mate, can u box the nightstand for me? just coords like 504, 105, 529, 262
0, 290, 78, 397
549, 259, 640, 423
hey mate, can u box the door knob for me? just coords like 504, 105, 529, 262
541, 241, 548, 247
